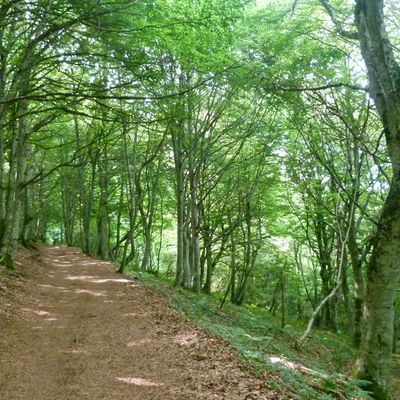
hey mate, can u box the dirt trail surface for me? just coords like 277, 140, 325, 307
0, 246, 277, 400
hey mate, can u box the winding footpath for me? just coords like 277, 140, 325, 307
0, 246, 277, 399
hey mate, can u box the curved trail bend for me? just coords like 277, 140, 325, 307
0, 246, 276, 399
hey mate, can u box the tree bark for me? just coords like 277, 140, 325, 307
348, 218, 365, 348
172, 120, 185, 287
353, 2, 400, 398
97, 159, 109, 259
188, 127, 201, 291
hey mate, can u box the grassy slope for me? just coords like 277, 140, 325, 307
132, 272, 374, 400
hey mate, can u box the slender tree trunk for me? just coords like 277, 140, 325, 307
123, 127, 138, 268
235, 200, 254, 306
95, 119, 109, 258
280, 269, 285, 330
60, 164, 76, 247
341, 262, 350, 328
348, 220, 365, 348
0, 12, 15, 232
97, 153, 109, 259
189, 169, 200, 291
1, 100, 29, 268
112, 177, 125, 260
393, 306, 398, 355
156, 197, 164, 275
74, 115, 86, 250
269, 280, 280, 315
229, 231, 237, 303
140, 224, 151, 272
139, 157, 161, 272
0, 29, 34, 267
203, 234, 213, 294
182, 214, 191, 288
0, 28, 5, 226
36, 179, 46, 243
0, 122, 4, 230
20, 165, 35, 247
82, 158, 96, 254
172, 119, 186, 286
187, 100, 201, 291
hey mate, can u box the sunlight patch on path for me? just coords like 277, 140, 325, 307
21, 308, 51, 316
123, 311, 158, 318
59, 349, 88, 355
66, 275, 129, 284
74, 289, 106, 297
90, 278, 130, 283
38, 284, 69, 291
66, 275, 98, 281
115, 377, 163, 387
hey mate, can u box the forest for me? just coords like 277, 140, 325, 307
0, 0, 399, 399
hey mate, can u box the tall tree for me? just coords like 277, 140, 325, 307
319, 1, 400, 398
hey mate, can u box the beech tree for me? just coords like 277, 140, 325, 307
313, 1, 400, 398
1, 1, 399, 398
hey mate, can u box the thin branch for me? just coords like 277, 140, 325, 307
297, 190, 356, 346
0, 73, 228, 105
275, 82, 367, 93
319, 0, 358, 40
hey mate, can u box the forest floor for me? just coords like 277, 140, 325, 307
0, 246, 279, 400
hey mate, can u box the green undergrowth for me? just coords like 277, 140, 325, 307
130, 271, 371, 400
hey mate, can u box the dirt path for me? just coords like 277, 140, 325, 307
0, 246, 277, 399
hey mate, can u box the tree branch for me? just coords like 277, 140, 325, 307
275, 82, 368, 93
319, 0, 358, 40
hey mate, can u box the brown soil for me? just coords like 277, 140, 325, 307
0, 246, 278, 400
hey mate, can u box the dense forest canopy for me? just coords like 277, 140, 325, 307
0, 0, 399, 398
